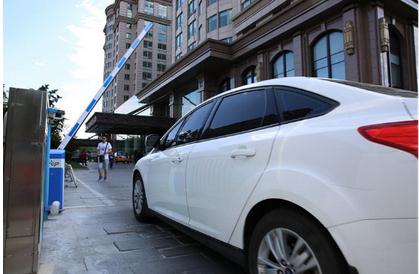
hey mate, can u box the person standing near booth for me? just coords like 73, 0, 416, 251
97, 136, 112, 181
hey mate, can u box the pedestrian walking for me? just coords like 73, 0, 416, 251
109, 151, 114, 169
97, 136, 112, 181
80, 149, 88, 166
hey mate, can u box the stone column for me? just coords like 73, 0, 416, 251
343, 5, 360, 82
293, 32, 304, 76
201, 74, 218, 100
169, 92, 181, 119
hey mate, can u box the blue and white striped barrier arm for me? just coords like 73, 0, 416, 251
58, 22, 153, 150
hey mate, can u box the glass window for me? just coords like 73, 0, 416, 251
124, 84, 130, 91
164, 122, 182, 148
389, 30, 402, 88
188, 0, 196, 16
219, 78, 230, 92
124, 74, 130, 80
207, 15, 217, 32
188, 20, 196, 39
143, 72, 152, 80
176, 0, 184, 10
199, 1, 202, 15
126, 33, 132, 39
124, 95, 129, 101
158, 43, 167, 50
143, 61, 152, 68
158, 33, 167, 42
208, 0, 217, 6
242, 66, 257, 85
176, 33, 183, 49
188, 42, 196, 51
157, 53, 166, 60
241, 0, 251, 9
158, 4, 168, 18
177, 101, 215, 145
158, 24, 168, 32
204, 90, 276, 139
127, 9, 133, 18
144, 40, 153, 48
144, 1, 154, 15
275, 89, 335, 122
219, 9, 232, 28
222, 37, 232, 44
157, 64, 166, 72
143, 51, 152, 59
127, 23, 132, 29
126, 43, 131, 49
182, 89, 201, 116
176, 13, 183, 30
198, 25, 202, 41
312, 31, 345, 79
273, 51, 295, 78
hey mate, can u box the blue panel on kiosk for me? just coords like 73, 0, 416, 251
49, 149, 65, 210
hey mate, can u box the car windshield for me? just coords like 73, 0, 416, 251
326, 79, 417, 98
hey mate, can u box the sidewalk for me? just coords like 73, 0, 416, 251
39, 162, 243, 274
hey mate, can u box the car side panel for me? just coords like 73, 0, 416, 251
228, 100, 418, 249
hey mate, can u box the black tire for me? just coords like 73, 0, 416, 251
248, 209, 349, 274
132, 174, 149, 222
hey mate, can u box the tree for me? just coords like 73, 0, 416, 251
38, 84, 65, 149
3, 84, 8, 115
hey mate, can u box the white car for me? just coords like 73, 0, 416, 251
132, 77, 418, 274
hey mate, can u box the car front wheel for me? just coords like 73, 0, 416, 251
248, 209, 349, 274
132, 175, 149, 222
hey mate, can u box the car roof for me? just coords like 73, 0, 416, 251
208, 77, 396, 104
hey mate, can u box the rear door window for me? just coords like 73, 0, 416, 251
203, 89, 278, 139
275, 88, 337, 122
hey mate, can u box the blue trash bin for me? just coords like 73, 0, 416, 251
49, 149, 65, 210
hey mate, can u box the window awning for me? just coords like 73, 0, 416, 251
85, 112, 176, 135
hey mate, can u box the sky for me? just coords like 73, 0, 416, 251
4, 0, 113, 139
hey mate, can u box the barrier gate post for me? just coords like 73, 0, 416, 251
47, 22, 153, 211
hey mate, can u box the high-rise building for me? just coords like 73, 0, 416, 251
102, 0, 172, 113
102, 0, 418, 118
173, 0, 236, 62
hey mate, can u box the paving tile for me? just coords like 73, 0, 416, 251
129, 254, 214, 274
114, 237, 180, 251
84, 248, 162, 271
103, 223, 155, 234
175, 235, 196, 245
159, 245, 201, 258
138, 230, 173, 239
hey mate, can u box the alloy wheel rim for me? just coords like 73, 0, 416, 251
133, 180, 143, 214
257, 228, 322, 274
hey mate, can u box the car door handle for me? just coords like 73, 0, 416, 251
230, 148, 256, 159
170, 155, 183, 164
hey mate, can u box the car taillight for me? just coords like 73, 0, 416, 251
358, 120, 418, 158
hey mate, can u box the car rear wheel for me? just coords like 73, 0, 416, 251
248, 209, 349, 274
132, 175, 149, 222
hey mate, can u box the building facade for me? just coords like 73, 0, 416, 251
136, 0, 417, 120
102, 0, 172, 113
